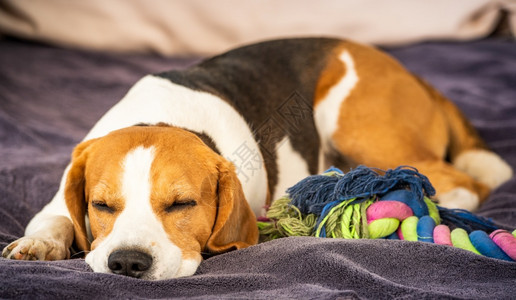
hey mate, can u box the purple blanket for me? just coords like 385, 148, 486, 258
1, 38, 515, 299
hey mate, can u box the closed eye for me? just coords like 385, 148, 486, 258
165, 200, 197, 213
92, 201, 115, 213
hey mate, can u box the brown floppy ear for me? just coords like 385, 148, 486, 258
64, 139, 98, 252
205, 161, 259, 254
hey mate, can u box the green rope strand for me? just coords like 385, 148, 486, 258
315, 199, 354, 237
260, 196, 319, 240
266, 196, 294, 220
351, 204, 362, 239
277, 216, 314, 237
360, 199, 373, 239
340, 205, 354, 239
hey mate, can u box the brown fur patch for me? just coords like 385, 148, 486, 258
314, 49, 347, 107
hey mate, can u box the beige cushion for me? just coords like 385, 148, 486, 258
0, 0, 513, 55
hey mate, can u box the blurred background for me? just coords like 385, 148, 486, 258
0, 0, 514, 56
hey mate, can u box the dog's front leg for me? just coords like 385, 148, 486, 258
3, 166, 75, 261
2, 214, 74, 261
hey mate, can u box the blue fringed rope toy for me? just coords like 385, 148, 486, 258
258, 166, 516, 261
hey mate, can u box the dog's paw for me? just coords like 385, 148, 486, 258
436, 187, 480, 211
2, 236, 70, 261
454, 150, 513, 189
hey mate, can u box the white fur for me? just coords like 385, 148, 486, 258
437, 187, 480, 211
454, 149, 513, 189
83, 75, 267, 216
314, 50, 359, 145
273, 137, 311, 201
85, 146, 199, 280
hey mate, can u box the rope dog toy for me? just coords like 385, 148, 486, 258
258, 166, 516, 262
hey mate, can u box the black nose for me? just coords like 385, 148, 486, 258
108, 250, 153, 278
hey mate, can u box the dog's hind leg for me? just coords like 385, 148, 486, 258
313, 42, 512, 210
428, 82, 513, 192
409, 160, 490, 211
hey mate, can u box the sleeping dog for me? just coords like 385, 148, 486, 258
2, 38, 512, 280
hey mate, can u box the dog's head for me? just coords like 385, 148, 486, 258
64, 125, 258, 280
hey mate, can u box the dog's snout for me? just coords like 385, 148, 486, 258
108, 250, 153, 278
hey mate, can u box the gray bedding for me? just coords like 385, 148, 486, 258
1, 38, 515, 299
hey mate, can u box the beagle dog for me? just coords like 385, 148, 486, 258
3, 38, 512, 280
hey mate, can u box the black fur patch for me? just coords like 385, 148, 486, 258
156, 38, 342, 196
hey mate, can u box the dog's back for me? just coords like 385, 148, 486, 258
156, 38, 512, 206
